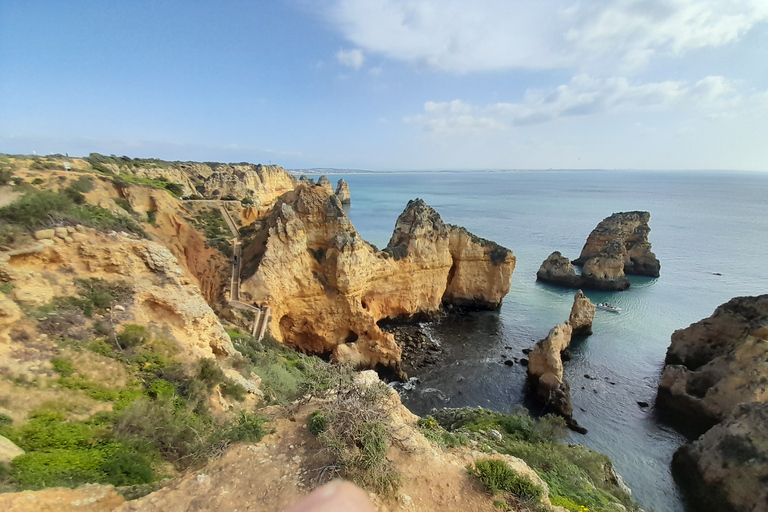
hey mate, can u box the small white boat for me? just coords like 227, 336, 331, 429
596, 302, 622, 313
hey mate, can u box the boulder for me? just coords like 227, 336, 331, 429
568, 290, 595, 335
657, 295, 768, 433
672, 402, 768, 512
0, 483, 124, 512
0, 435, 24, 463
335, 178, 351, 204
536, 251, 580, 287
33, 229, 55, 240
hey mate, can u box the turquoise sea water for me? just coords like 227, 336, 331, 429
312, 170, 768, 512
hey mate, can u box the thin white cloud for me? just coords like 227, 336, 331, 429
336, 48, 365, 69
327, 0, 768, 73
407, 75, 748, 133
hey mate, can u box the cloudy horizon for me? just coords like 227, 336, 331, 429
1, 1, 767, 171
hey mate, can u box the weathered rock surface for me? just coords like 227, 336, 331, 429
239, 186, 515, 371
527, 323, 585, 431
202, 164, 297, 205
335, 178, 351, 204
573, 211, 660, 277
0, 484, 124, 512
568, 290, 595, 336
657, 295, 768, 431
0, 434, 24, 463
317, 175, 333, 194
672, 402, 768, 512
580, 239, 631, 291
541, 211, 659, 291
0, 228, 236, 362
536, 251, 580, 287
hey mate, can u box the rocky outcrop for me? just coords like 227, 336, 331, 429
568, 290, 595, 336
657, 295, 768, 432
573, 211, 660, 277
0, 435, 24, 463
335, 179, 351, 204
580, 239, 630, 291
527, 323, 585, 432
238, 186, 515, 371
317, 175, 333, 194
202, 164, 296, 205
0, 484, 124, 512
536, 252, 580, 287
0, 228, 236, 362
672, 402, 768, 512
540, 211, 659, 291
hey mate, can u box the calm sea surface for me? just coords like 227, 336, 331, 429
310, 170, 768, 512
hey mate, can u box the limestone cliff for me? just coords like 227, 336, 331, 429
657, 295, 768, 431
0, 227, 236, 362
202, 164, 297, 205
317, 175, 333, 194
335, 178, 351, 204
238, 187, 515, 371
580, 239, 631, 291
672, 402, 768, 512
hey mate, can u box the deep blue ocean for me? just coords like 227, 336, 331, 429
309, 170, 768, 512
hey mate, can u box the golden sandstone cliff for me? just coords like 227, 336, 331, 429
657, 295, 768, 512
239, 185, 515, 372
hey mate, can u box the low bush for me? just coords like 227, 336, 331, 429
116, 324, 148, 349
469, 458, 543, 501
315, 380, 401, 496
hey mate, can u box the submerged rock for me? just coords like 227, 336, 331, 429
335, 178, 351, 204
672, 402, 768, 512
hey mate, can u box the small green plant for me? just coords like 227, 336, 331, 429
146, 210, 156, 224
116, 324, 148, 349
220, 412, 270, 443
50, 357, 75, 378
308, 410, 326, 435
69, 175, 94, 193
31, 178, 44, 185
469, 458, 543, 501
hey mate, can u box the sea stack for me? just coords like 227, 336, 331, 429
538, 211, 659, 291
335, 178, 351, 204
568, 290, 595, 336
317, 175, 334, 194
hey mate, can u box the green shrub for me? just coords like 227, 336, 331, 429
308, 411, 326, 436
52, 278, 132, 317
31, 178, 44, 185
63, 187, 86, 204
196, 358, 225, 389
0, 413, 12, 426
146, 210, 156, 224
69, 176, 94, 193
0, 190, 73, 227
117, 324, 148, 349
50, 357, 75, 378
550, 495, 582, 511
220, 381, 247, 402
417, 415, 469, 448
469, 458, 543, 501
220, 412, 269, 443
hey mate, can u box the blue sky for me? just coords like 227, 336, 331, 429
1, 0, 767, 170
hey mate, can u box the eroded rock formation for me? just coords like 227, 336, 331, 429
202, 164, 297, 205
317, 175, 333, 194
672, 402, 768, 512
238, 186, 515, 371
568, 290, 596, 336
536, 251, 580, 288
527, 291, 596, 432
335, 178, 351, 204
539, 211, 659, 291
657, 295, 768, 431
573, 211, 660, 276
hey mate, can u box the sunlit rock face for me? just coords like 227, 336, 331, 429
239, 187, 515, 371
